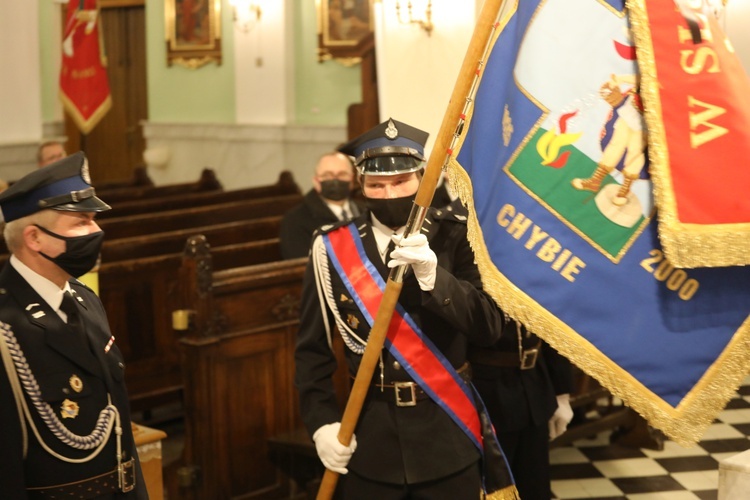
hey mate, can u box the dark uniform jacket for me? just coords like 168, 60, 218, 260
294, 208, 506, 485
280, 189, 361, 260
471, 323, 573, 432
0, 264, 147, 499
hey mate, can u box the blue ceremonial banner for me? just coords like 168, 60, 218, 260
451, 0, 750, 445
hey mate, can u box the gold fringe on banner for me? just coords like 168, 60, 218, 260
483, 484, 520, 500
446, 4, 750, 446
627, 0, 750, 268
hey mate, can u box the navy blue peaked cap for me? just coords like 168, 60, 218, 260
339, 118, 429, 176
0, 151, 110, 222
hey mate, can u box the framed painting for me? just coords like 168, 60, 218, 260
317, 0, 375, 65
165, 0, 222, 68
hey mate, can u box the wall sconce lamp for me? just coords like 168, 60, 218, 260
395, 0, 433, 36
229, 0, 262, 33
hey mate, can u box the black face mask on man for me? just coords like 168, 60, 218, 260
364, 194, 415, 229
319, 179, 351, 201
35, 224, 104, 278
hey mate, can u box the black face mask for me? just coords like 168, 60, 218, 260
35, 225, 104, 278
319, 179, 351, 201
364, 195, 415, 229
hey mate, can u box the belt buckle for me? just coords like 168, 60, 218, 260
394, 382, 417, 407
118, 458, 135, 493
520, 348, 539, 370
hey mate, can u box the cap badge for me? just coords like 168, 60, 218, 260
385, 119, 399, 140
81, 157, 91, 184
61, 399, 80, 419
70, 374, 83, 393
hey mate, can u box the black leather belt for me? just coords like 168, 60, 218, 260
468, 343, 541, 370
366, 363, 471, 407
27, 458, 136, 499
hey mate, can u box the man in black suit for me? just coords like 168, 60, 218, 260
294, 119, 514, 499
280, 151, 361, 259
0, 152, 148, 499
470, 320, 574, 500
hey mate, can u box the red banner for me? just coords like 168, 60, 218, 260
59, 0, 111, 135
629, 0, 750, 268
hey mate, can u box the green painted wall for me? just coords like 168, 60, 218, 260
146, 0, 235, 123
37, 1, 360, 126
39, 2, 60, 123
293, 0, 361, 125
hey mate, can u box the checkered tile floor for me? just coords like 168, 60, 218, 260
550, 381, 750, 499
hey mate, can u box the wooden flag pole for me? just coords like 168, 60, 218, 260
316, 1, 505, 498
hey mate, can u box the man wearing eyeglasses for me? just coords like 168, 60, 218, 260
280, 151, 362, 259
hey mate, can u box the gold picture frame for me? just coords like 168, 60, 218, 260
165, 0, 222, 69
317, 0, 374, 65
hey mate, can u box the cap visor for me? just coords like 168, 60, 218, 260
51, 196, 111, 213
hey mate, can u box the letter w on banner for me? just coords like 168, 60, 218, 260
630, 0, 750, 268
450, 0, 750, 445
59, 0, 112, 135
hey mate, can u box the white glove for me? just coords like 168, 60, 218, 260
312, 422, 357, 474
388, 233, 437, 291
548, 393, 573, 441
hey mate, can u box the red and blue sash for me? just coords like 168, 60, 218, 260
323, 223, 482, 450
323, 224, 517, 497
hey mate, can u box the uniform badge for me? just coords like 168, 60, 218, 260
81, 157, 91, 184
104, 335, 115, 353
61, 399, 79, 419
69, 374, 83, 393
339, 294, 352, 304
346, 314, 360, 329
385, 119, 399, 139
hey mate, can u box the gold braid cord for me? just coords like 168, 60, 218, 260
627, 0, 750, 268
448, 3, 750, 447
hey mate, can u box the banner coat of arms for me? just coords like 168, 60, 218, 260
450, 0, 750, 445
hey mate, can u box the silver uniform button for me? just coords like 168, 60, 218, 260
393, 361, 401, 370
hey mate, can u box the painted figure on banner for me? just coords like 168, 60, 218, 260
452, 0, 750, 446
571, 28, 649, 227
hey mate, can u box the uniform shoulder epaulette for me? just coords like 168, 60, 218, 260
69, 278, 94, 294
429, 200, 469, 224
313, 218, 356, 238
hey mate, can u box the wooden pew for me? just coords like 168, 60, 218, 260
94, 166, 154, 190
101, 217, 281, 262
95, 168, 221, 204
96, 194, 301, 240
98, 171, 299, 219
99, 236, 285, 411
174, 236, 312, 499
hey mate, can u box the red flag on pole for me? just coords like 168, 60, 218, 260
629, 0, 750, 268
59, 0, 111, 135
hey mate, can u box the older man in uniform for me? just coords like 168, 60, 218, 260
280, 151, 361, 259
294, 119, 515, 499
0, 152, 147, 498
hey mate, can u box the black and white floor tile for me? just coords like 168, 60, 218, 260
550, 381, 750, 499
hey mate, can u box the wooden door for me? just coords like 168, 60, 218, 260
65, 1, 148, 184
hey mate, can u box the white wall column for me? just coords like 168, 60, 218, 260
374, 0, 477, 156
233, 0, 292, 125
0, 0, 43, 177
